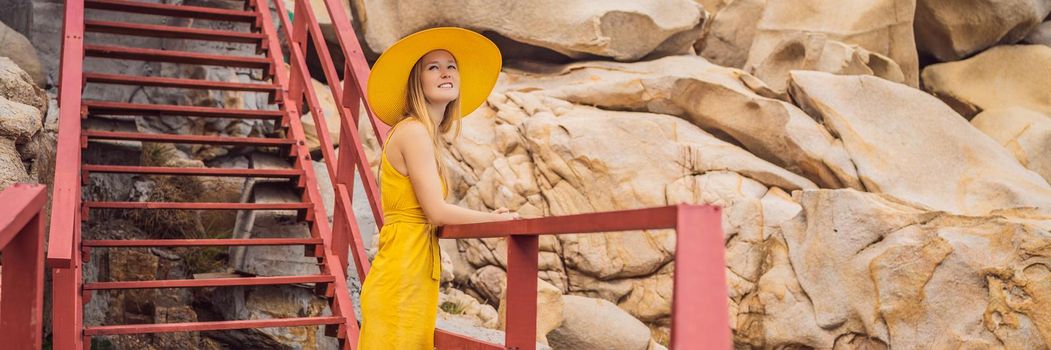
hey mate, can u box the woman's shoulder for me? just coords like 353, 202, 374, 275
387, 119, 431, 150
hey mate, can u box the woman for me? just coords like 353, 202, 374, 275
357, 27, 518, 349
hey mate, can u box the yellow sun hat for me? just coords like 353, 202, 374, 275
366, 27, 502, 127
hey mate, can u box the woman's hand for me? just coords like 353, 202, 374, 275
493, 207, 520, 220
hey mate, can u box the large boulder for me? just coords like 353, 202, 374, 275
746, 189, 1051, 348
922, 45, 1051, 118
352, 0, 706, 61
0, 20, 45, 87
971, 108, 1051, 183
915, 0, 1051, 61
548, 295, 652, 350
744, 0, 919, 86
789, 70, 1051, 216
499, 57, 861, 189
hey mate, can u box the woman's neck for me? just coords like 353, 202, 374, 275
426, 102, 448, 126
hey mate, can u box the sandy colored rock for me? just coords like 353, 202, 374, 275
922, 45, 1051, 118
498, 278, 564, 344
500, 56, 861, 189
971, 107, 1051, 183
0, 138, 30, 189
439, 287, 499, 329
790, 70, 1051, 215
915, 0, 1051, 61
745, 0, 919, 86
451, 89, 810, 326
696, 0, 765, 68
0, 95, 41, 143
761, 189, 1051, 348
695, 0, 732, 14
548, 295, 651, 350
0, 57, 46, 113
353, 0, 706, 61
0, 20, 45, 87
746, 32, 905, 93
1026, 21, 1051, 46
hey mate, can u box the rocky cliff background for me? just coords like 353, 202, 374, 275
1, 0, 1050, 349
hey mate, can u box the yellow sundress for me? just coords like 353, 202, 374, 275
357, 120, 446, 349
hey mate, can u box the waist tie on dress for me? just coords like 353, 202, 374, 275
383, 211, 442, 281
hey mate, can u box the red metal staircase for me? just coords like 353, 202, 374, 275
47, 0, 356, 348
44, 0, 733, 348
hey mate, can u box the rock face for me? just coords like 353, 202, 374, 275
915, 0, 1051, 61
0, 19, 45, 87
0, 57, 42, 189
790, 71, 1051, 216
971, 108, 1051, 183
922, 45, 1051, 118
498, 57, 859, 190
0, 96, 41, 143
1026, 21, 1051, 46
352, 0, 706, 61
696, 0, 765, 68
744, 0, 920, 86
0, 57, 46, 112
746, 32, 905, 93
740, 189, 1051, 348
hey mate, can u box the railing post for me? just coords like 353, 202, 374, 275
504, 234, 539, 350
0, 184, 47, 349
672, 205, 730, 349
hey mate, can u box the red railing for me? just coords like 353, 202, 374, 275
269, 0, 380, 285
272, 0, 733, 348
0, 184, 48, 349
437, 205, 731, 349
47, 0, 87, 347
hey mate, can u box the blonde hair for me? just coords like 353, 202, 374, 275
401, 53, 463, 186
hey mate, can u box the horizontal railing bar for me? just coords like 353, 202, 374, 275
0, 184, 47, 249
84, 316, 345, 336
437, 205, 684, 239
434, 329, 505, 350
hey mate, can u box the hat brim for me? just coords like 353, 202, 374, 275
367, 27, 502, 127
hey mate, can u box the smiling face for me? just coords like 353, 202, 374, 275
418, 50, 460, 105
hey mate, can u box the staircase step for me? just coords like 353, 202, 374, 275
83, 130, 294, 146
85, 73, 279, 93
85, 20, 265, 43
84, 274, 334, 290
85, 44, 270, 69
82, 165, 301, 178
83, 238, 322, 247
84, 0, 258, 22
84, 316, 345, 336
84, 101, 283, 120
84, 201, 311, 210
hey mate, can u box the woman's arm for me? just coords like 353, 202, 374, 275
395, 121, 516, 226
